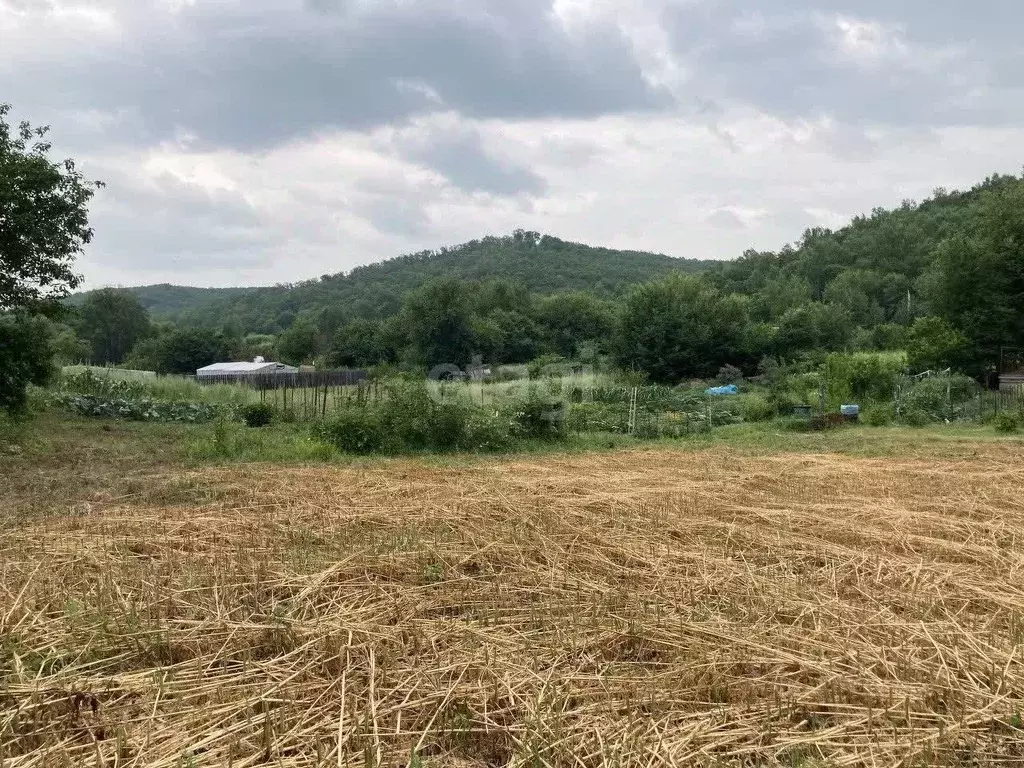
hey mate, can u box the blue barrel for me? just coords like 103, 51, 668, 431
841, 404, 860, 421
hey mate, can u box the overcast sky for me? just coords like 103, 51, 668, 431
2, 0, 1022, 288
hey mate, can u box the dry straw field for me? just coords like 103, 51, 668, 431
3, 441, 1024, 766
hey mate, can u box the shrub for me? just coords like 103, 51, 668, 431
425, 401, 472, 451
319, 382, 518, 454
994, 413, 1019, 434
738, 394, 775, 423
862, 403, 895, 426
379, 382, 434, 450
318, 408, 384, 455
766, 391, 803, 417
527, 354, 565, 381
462, 411, 515, 452
825, 351, 907, 406
241, 402, 275, 428
896, 374, 979, 422
899, 408, 931, 428
506, 387, 567, 440
715, 364, 743, 386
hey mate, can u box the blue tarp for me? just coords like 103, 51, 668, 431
705, 384, 739, 396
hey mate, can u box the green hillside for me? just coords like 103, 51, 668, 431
68, 284, 259, 321
134, 232, 713, 333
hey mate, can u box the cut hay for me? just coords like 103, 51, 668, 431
3, 445, 1024, 766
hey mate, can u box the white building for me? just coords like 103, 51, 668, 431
196, 361, 298, 378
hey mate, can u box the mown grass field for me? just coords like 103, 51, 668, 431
2, 419, 1024, 766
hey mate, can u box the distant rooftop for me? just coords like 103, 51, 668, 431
197, 361, 295, 374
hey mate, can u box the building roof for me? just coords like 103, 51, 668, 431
197, 362, 295, 374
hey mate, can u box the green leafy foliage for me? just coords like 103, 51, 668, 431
1, 103, 100, 313
47, 173, 1024, 402
317, 381, 522, 455
895, 374, 979, 424
504, 386, 567, 440
923, 181, 1024, 374
0, 314, 54, 414
994, 413, 1019, 433
110, 231, 712, 334
824, 351, 907, 406
76, 288, 151, 364
862, 403, 896, 426
738, 394, 776, 423
277, 319, 319, 366
66, 284, 259, 322
241, 402, 276, 428
401, 278, 479, 368
132, 327, 234, 374
614, 275, 746, 383
317, 407, 383, 455
906, 316, 970, 373
53, 393, 223, 423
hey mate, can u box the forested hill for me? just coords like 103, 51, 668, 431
67, 284, 259, 320
707, 173, 1024, 325
82, 232, 713, 332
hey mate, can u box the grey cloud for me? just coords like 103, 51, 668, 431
2, 0, 669, 151
665, 0, 1024, 128
354, 197, 432, 238
88, 170, 274, 270
395, 125, 547, 196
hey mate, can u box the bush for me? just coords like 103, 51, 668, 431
527, 354, 565, 381
994, 413, 1019, 434
899, 408, 931, 428
318, 407, 384, 455
896, 374, 979, 422
463, 410, 515, 452
766, 391, 803, 417
425, 401, 473, 451
825, 351, 907, 406
319, 381, 518, 454
862, 403, 895, 426
715, 364, 743, 386
506, 387, 567, 440
738, 394, 775, 423
241, 402, 276, 428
